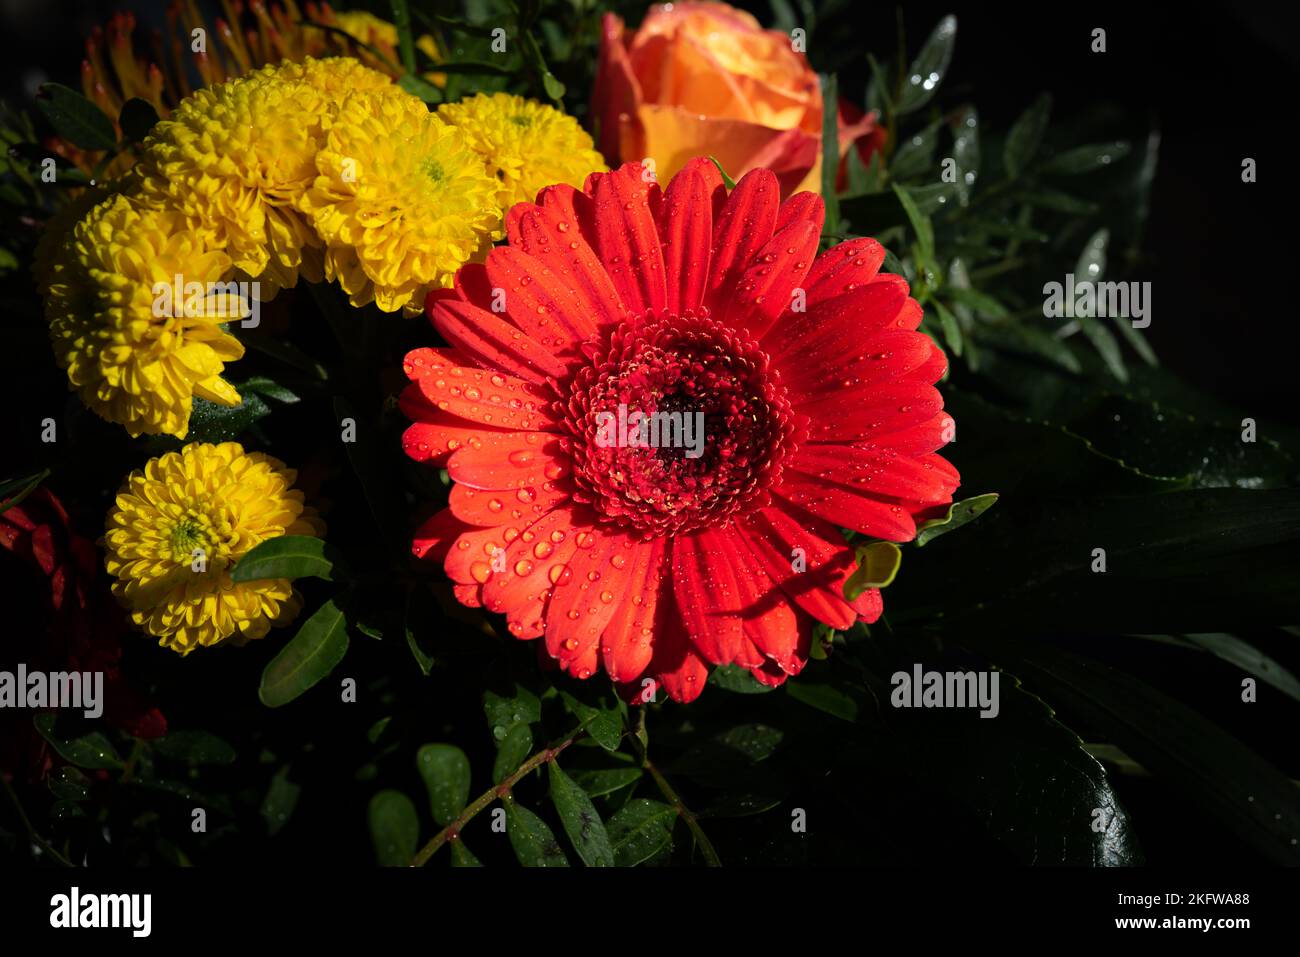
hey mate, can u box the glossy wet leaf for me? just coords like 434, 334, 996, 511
417, 744, 471, 826
368, 789, 419, 866
231, 535, 340, 583
258, 598, 350, 707
607, 799, 676, 866
505, 799, 569, 867
549, 762, 614, 866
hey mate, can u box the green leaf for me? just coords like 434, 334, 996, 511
1136, 633, 1300, 704
33, 714, 122, 770
37, 83, 116, 151
1002, 92, 1052, 178
707, 156, 737, 190
708, 663, 777, 694
493, 724, 533, 784
949, 105, 979, 203
231, 535, 339, 583
152, 731, 236, 766
184, 393, 271, 443
0, 468, 49, 515
843, 541, 902, 600
1041, 141, 1131, 175
1023, 187, 1099, 215
549, 762, 615, 866
891, 183, 934, 268
975, 322, 1082, 373
785, 669, 862, 722
607, 799, 676, 866
883, 663, 1143, 865
450, 841, 483, 867
48, 767, 90, 801
820, 73, 841, 238
237, 376, 301, 404
889, 120, 941, 181
258, 598, 350, 707
930, 300, 963, 357
416, 744, 472, 826
559, 691, 622, 751
541, 71, 566, 102
389, 0, 416, 73
369, 789, 419, 866
505, 800, 569, 866
484, 681, 541, 742
1078, 315, 1128, 383
404, 586, 438, 676
118, 97, 159, 142
398, 73, 443, 103
965, 638, 1300, 864
261, 765, 300, 836
571, 766, 643, 798
897, 15, 957, 114
944, 286, 1009, 319
915, 493, 999, 546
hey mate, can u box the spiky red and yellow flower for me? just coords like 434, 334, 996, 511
401, 160, 958, 702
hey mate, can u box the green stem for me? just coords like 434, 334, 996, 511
2, 776, 74, 867
410, 727, 585, 866
628, 730, 721, 867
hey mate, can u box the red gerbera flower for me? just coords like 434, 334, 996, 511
401, 159, 958, 703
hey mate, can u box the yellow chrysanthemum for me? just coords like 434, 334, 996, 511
132, 60, 341, 297
273, 53, 399, 99
45, 194, 246, 439
32, 186, 109, 296
437, 93, 607, 209
302, 87, 500, 314
104, 442, 325, 655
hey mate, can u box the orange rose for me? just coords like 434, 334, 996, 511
593, 1, 882, 197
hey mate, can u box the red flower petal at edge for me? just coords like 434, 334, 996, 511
402, 160, 959, 704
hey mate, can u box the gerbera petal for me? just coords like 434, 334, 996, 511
398, 385, 514, 465
485, 246, 598, 355
670, 529, 763, 668
545, 524, 640, 675
789, 444, 960, 505
801, 381, 944, 442
874, 411, 958, 456
802, 237, 886, 305
733, 507, 856, 629
725, 217, 821, 339
410, 351, 557, 431
713, 525, 805, 675
430, 298, 569, 382
775, 476, 918, 541
506, 188, 627, 329
783, 329, 945, 405
658, 161, 715, 315
600, 538, 664, 683
585, 162, 667, 315
411, 508, 467, 563
483, 505, 585, 639
447, 432, 570, 490
449, 481, 569, 527
645, 610, 710, 704
775, 191, 825, 236
768, 276, 910, 370
704, 167, 779, 314
444, 524, 517, 586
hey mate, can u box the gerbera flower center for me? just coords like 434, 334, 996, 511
562, 312, 797, 537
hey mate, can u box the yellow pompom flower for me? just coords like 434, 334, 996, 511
437, 92, 607, 209
302, 87, 500, 314
45, 194, 246, 439
104, 442, 325, 655
32, 186, 109, 297
132, 60, 341, 297
273, 54, 399, 99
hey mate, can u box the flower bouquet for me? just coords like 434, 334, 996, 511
1, 0, 1297, 890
